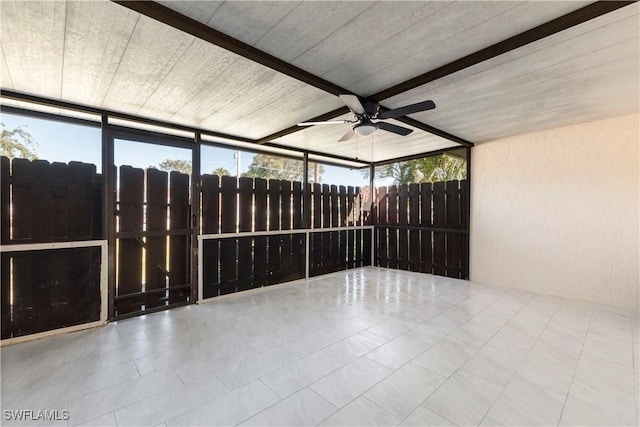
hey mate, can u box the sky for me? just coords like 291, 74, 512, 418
2, 112, 371, 187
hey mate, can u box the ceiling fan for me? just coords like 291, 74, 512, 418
297, 94, 436, 142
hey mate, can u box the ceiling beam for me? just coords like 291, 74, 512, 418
112, 1, 468, 148
112, 1, 349, 97
257, 0, 635, 144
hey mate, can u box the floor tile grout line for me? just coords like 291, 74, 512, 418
556, 309, 593, 427
66, 367, 183, 426
428, 292, 535, 426
360, 292, 521, 426
477, 305, 557, 426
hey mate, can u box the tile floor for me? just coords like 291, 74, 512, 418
1, 267, 638, 426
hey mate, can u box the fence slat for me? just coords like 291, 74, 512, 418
408, 183, 421, 272
254, 178, 267, 232
398, 184, 409, 270
269, 179, 280, 231
169, 171, 190, 303
10, 159, 36, 241
117, 166, 144, 315
281, 180, 292, 231
268, 180, 282, 281
460, 180, 469, 278
236, 177, 254, 291
50, 162, 69, 240
201, 175, 220, 234
346, 186, 355, 268
432, 181, 446, 276
202, 239, 220, 298
220, 176, 237, 233
293, 181, 303, 229
238, 177, 253, 233
420, 183, 433, 273
377, 187, 388, 267
339, 186, 347, 271
1, 157, 9, 245
387, 186, 398, 269
445, 180, 461, 278
145, 169, 168, 308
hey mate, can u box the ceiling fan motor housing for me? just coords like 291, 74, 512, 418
359, 97, 379, 117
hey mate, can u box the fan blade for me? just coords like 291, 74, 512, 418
377, 100, 436, 119
339, 94, 366, 115
338, 129, 355, 142
377, 122, 413, 136
297, 120, 349, 126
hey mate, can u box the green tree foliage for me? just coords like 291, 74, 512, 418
212, 167, 231, 178
157, 159, 192, 174
376, 154, 466, 185
242, 154, 324, 182
0, 123, 38, 160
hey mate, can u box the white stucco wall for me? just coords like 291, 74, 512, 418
470, 114, 639, 309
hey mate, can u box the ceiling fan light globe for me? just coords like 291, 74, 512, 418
354, 123, 377, 136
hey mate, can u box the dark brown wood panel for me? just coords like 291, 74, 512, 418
254, 178, 268, 232
1, 156, 9, 245
460, 180, 469, 278
237, 237, 254, 291
169, 171, 190, 303
280, 180, 292, 231
398, 185, 409, 270
2, 248, 101, 339
238, 177, 253, 233
253, 236, 268, 287
10, 159, 37, 242
117, 166, 144, 315
267, 179, 282, 281
201, 174, 220, 234
387, 186, 398, 269
219, 238, 237, 295
220, 176, 237, 233
312, 183, 322, 229
445, 180, 462, 278
202, 239, 220, 298
420, 182, 433, 273
268, 179, 281, 231
1, 252, 10, 338
408, 183, 421, 271
292, 181, 303, 229
432, 181, 446, 276
144, 169, 168, 308
50, 162, 70, 240
363, 228, 372, 266
377, 187, 388, 267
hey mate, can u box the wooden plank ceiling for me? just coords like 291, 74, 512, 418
1, 1, 638, 163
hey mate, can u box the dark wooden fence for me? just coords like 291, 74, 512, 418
374, 180, 469, 279
115, 166, 191, 316
200, 175, 371, 299
1, 156, 102, 339
1, 155, 469, 337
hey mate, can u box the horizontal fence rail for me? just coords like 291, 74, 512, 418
198, 226, 374, 301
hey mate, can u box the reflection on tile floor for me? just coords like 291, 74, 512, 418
1, 267, 638, 426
